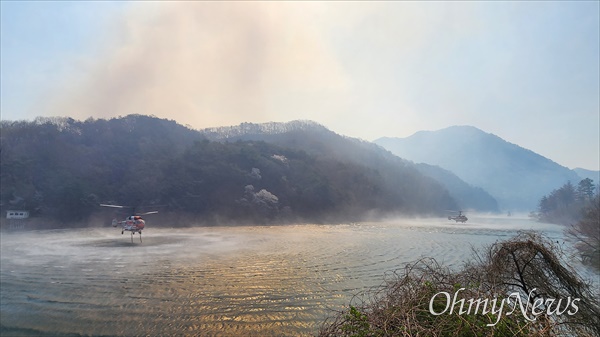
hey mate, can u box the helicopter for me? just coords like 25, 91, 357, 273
447, 210, 468, 223
100, 204, 158, 243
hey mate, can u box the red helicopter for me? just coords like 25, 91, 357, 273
100, 204, 158, 243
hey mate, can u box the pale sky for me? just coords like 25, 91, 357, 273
1, 1, 599, 170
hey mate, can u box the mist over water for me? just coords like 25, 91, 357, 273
0, 216, 587, 336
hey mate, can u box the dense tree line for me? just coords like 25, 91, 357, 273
536, 178, 596, 225
1, 115, 458, 226
536, 178, 599, 269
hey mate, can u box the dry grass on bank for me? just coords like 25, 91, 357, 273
318, 232, 599, 337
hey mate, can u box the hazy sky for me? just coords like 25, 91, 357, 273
1, 1, 599, 170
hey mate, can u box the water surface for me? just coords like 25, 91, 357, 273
0, 216, 580, 336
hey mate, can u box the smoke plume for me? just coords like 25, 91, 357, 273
48, 2, 348, 128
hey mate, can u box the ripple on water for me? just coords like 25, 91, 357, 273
0, 219, 576, 336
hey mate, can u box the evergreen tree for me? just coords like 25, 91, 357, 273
577, 178, 595, 202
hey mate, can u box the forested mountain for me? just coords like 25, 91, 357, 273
201, 121, 498, 212
375, 126, 583, 211
1, 115, 459, 226
1, 115, 201, 224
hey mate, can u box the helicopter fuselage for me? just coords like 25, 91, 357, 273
448, 215, 468, 223
112, 218, 145, 233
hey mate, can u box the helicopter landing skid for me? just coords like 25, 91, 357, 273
122, 229, 142, 243
129, 231, 142, 243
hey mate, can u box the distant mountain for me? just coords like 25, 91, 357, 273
375, 126, 582, 211
201, 121, 499, 212
574, 168, 600, 183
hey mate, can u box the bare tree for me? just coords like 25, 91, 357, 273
567, 195, 600, 270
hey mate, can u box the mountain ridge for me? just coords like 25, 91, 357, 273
200, 121, 499, 212
573, 167, 600, 183
375, 125, 583, 211
1, 115, 463, 225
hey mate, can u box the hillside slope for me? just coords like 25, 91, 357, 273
201, 121, 498, 212
0, 116, 458, 225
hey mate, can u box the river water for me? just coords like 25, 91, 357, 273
0, 215, 590, 336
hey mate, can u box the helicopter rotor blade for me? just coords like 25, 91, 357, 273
138, 211, 158, 215
100, 204, 127, 209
